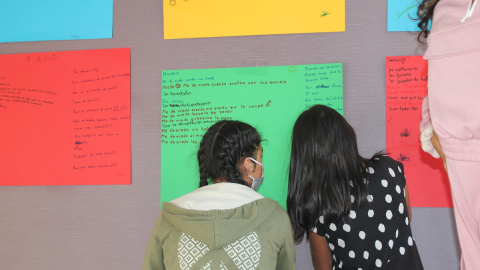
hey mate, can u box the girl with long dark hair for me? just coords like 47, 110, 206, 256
287, 105, 423, 269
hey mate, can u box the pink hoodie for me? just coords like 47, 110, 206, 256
422, 0, 480, 161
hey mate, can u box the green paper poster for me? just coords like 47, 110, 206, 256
161, 64, 343, 208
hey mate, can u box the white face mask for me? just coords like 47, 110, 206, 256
244, 157, 264, 191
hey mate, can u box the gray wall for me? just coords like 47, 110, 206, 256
0, 0, 460, 269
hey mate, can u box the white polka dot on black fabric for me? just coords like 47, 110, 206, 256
363, 251, 369, 259
375, 240, 382, 250
333, 254, 337, 262
320, 157, 417, 269
381, 179, 388, 187
378, 223, 385, 233
386, 210, 393, 220
406, 216, 409, 225
312, 227, 317, 233
389, 167, 395, 177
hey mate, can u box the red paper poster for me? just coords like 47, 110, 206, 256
0, 48, 131, 185
386, 56, 451, 207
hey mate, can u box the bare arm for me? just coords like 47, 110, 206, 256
308, 231, 332, 270
405, 185, 412, 221
431, 131, 448, 173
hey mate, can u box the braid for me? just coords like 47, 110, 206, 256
216, 127, 250, 185
197, 120, 261, 187
197, 123, 222, 187
417, 0, 439, 42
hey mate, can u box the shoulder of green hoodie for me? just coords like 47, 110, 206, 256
142, 183, 296, 270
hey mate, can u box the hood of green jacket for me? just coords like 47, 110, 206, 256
162, 198, 281, 249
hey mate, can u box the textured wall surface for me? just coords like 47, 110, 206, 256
0, 0, 460, 269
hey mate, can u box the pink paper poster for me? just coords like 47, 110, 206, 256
386, 56, 451, 207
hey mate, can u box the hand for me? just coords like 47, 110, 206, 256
431, 131, 447, 173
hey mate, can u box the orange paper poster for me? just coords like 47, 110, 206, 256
164, 0, 345, 39
386, 56, 451, 207
0, 48, 131, 185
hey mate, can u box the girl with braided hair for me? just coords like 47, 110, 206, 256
143, 120, 296, 270
417, 0, 480, 269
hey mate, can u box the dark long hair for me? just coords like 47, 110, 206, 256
197, 120, 261, 187
417, 0, 439, 41
287, 105, 376, 244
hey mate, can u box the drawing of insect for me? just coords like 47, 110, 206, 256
320, 11, 331, 17
287, 66, 298, 76
398, 153, 410, 162
400, 129, 411, 137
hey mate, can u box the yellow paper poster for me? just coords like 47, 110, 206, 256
164, 0, 345, 39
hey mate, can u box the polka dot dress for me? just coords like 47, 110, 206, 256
310, 156, 418, 269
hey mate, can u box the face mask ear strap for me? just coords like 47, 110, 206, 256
248, 157, 264, 178
242, 162, 255, 181
249, 157, 263, 166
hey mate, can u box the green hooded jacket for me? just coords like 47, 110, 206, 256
142, 183, 295, 270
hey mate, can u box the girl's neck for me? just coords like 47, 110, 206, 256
213, 178, 228, 183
